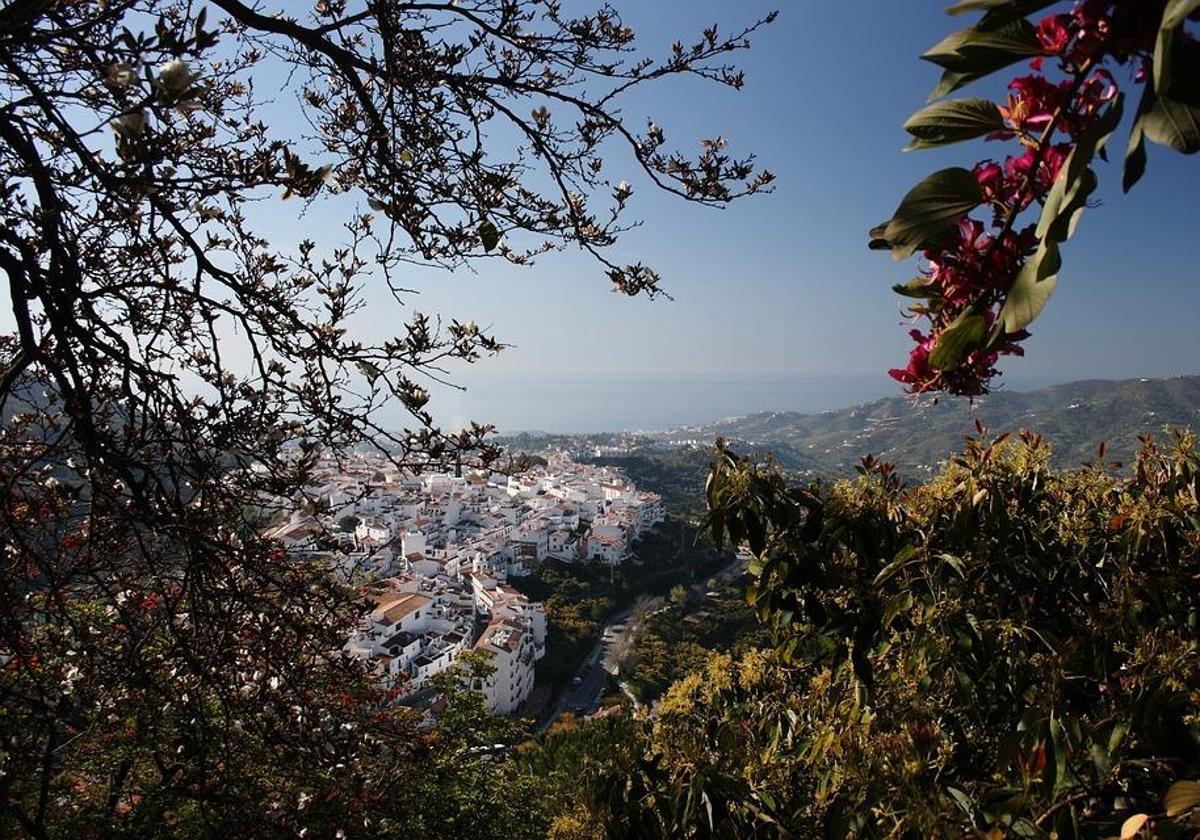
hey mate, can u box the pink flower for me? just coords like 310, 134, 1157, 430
1036, 14, 1073, 54
1065, 69, 1119, 136
889, 330, 936, 389
1003, 144, 1069, 206
1069, 0, 1113, 63
890, 325, 1024, 398
974, 161, 1003, 202
1000, 75, 1072, 136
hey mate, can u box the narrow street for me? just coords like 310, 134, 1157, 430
537, 606, 633, 731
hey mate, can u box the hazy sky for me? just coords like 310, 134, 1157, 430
312, 0, 1199, 387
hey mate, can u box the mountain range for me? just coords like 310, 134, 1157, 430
649, 375, 1200, 476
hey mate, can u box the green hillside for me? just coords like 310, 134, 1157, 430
655, 376, 1200, 476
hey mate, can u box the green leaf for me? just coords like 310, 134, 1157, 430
923, 18, 1041, 98
1048, 716, 1069, 796
1154, 25, 1176, 98
478, 219, 501, 252
882, 591, 915, 629
925, 17, 1040, 66
930, 313, 987, 371
945, 785, 975, 820
1164, 779, 1200, 816
1107, 721, 1128, 756
1155, 0, 1200, 95
875, 545, 919, 587
903, 98, 1005, 149
880, 167, 983, 259
1142, 90, 1200, 154
1163, 0, 1200, 28
1037, 94, 1122, 242
868, 222, 892, 251
1124, 111, 1148, 193
892, 277, 941, 299
1000, 239, 1060, 332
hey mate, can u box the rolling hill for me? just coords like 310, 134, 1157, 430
652, 376, 1200, 476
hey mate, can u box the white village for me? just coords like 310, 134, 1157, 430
263, 452, 664, 715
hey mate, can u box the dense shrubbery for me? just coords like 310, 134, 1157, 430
622, 587, 767, 705
583, 449, 717, 519
535, 430, 1200, 837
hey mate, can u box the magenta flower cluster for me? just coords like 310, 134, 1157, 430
891, 1, 1127, 397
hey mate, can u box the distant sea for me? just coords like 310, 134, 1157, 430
420, 371, 1067, 435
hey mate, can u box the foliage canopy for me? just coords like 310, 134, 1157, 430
547, 429, 1200, 837
0, 1, 770, 835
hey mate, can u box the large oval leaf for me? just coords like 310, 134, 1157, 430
1001, 240, 1060, 332
1154, 0, 1200, 94
1164, 779, 1200, 816
1142, 91, 1200, 153
930, 313, 987, 371
904, 98, 1005, 149
881, 167, 983, 260
923, 18, 1042, 98
1120, 814, 1149, 839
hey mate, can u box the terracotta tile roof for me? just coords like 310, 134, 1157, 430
371, 592, 431, 625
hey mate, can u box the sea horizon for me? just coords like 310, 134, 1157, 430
420, 370, 1083, 435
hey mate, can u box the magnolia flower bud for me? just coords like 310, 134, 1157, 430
157, 59, 192, 96
110, 110, 146, 138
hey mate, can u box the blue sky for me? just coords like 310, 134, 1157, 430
359, 0, 1198, 428
13, 1, 1196, 432
336, 1, 1198, 416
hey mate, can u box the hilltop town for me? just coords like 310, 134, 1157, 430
263, 451, 665, 714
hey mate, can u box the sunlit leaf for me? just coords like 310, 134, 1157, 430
1165, 779, 1200, 816
1000, 240, 1060, 332
1120, 813, 1149, 839
930, 312, 986, 371
903, 98, 1005, 149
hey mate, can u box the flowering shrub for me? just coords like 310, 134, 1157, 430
874, 0, 1200, 396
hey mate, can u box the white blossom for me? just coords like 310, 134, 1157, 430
157, 59, 192, 96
